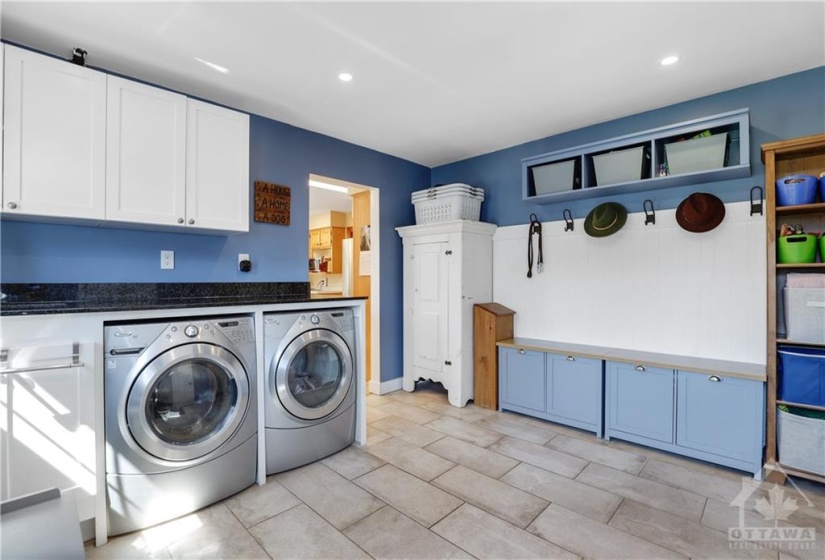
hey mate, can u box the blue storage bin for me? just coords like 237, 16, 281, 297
778, 346, 825, 406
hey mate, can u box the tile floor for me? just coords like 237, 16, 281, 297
87, 382, 825, 560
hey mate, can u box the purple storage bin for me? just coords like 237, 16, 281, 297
776, 174, 818, 206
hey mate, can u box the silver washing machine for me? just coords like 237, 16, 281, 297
264, 308, 356, 474
104, 316, 257, 536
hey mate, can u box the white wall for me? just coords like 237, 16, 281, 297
493, 201, 766, 364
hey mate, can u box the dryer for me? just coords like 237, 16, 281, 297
104, 316, 257, 536
264, 308, 356, 474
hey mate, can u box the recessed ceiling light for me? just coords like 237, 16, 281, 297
194, 57, 229, 74
660, 55, 680, 66
309, 179, 349, 194
338, 72, 353, 82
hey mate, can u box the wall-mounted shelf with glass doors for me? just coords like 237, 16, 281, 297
522, 108, 750, 204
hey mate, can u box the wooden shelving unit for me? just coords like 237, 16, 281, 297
763, 132, 825, 485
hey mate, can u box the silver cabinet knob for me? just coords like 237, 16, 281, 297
708, 375, 722, 382
7, 202, 17, 209
188, 219, 195, 225
517, 349, 526, 355
566, 355, 575, 362
635, 365, 646, 372
178, 218, 184, 224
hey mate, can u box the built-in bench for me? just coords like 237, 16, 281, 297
497, 338, 766, 477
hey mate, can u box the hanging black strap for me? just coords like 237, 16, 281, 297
527, 213, 543, 278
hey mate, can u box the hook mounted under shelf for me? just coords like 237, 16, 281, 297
750, 186, 763, 216
643, 199, 655, 226
563, 209, 574, 232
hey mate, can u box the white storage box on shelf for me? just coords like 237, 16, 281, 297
778, 408, 825, 476
532, 159, 576, 195
411, 183, 484, 224
784, 287, 825, 343
592, 146, 647, 186
665, 133, 728, 175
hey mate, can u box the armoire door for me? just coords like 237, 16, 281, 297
411, 241, 450, 374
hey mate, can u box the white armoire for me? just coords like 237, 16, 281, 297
396, 220, 497, 407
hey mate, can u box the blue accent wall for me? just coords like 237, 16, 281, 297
0, 113, 428, 384
432, 66, 825, 226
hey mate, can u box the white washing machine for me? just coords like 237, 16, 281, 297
264, 308, 356, 474
104, 316, 257, 536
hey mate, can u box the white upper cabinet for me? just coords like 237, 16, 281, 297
106, 76, 187, 227
185, 99, 249, 233
2, 45, 107, 221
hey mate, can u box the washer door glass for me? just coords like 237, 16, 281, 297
275, 329, 353, 421
127, 343, 249, 462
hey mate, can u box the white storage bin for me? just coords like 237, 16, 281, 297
665, 132, 728, 175
413, 192, 482, 224
778, 408, 825, 476
784, 287, 825, 343
532, 159, 576, 195
592, 146, 647, 186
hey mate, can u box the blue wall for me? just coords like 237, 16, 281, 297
1, 112, 428, 384
432, 66, 825, 226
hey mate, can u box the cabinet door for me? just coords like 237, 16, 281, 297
3, 45, 106, 220
318, 228, 332, 247
500, 348, 546, 412
310, 229, 321, 248
677, 371, 764, 462
411, 242, 449, 374
607, 362, 674, 443
547, 353, 602, 425
185, 99, 249, 232
106, 76, 187, 226
0, 342, 96, 521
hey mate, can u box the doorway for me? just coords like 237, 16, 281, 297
308, 174, 380, 393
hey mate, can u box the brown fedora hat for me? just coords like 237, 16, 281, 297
676, 192, 725, 233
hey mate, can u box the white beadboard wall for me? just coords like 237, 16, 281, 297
493, 201, 766, 364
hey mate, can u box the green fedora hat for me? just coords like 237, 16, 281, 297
584, 202, 628, 238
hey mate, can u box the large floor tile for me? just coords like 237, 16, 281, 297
527, 504, 687, 560
85, 534, 173, 560
321, 445, 387, 480
354, 464, 462, 527
367, 406, 393, 423
640, 457, 747, 503
425, 416, 503, 447
546, 434, 647, 474
610, 499, 775, 560
421, 401, 497, 423
502, 462, 622, 523
433, 503, 578, 560
275, 462, 384, 530
608, 437, 747, 481
249, 504, 370, 559
432, 465, 548, 528
517, 414, 599, 440
365, 437, 455, 481
376, 401, 441, 424
370, 415, 446, 447
223, 477, 301, 528
164, 504, 270, 560
577, 462, 706, 520
364, 425, 391, 445
344, 506, 472, 559
477, 414, 557, 444
488, 436, 588, 479
425, 435, 519, 479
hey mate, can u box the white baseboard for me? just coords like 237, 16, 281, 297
369, 376, 403, 395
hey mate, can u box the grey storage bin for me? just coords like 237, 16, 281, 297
784, 287, 825, 343
592, 146, 647, 186
532, 159, 576, 195
777, 408, 825, 476
665, 133, 728, 175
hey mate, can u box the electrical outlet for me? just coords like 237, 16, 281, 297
239, 253, 249, 265
238, 253, 251, 272
161, 250, 175, 270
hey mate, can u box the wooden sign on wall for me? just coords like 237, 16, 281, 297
254, 181, 291, 225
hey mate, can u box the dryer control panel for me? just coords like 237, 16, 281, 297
214, 317, 255, 345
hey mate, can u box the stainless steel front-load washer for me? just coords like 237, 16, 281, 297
104, 316, 257, 536
264, 308, 356, 474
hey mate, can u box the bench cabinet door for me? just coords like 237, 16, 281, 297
500, 347, 545, 412
547, 353, 602, 425
607, 361, 674, 443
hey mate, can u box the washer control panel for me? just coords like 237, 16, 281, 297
214, 317, 255, 345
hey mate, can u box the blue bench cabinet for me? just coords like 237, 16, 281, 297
606, 360, 765, 476
499, 347, 603, 436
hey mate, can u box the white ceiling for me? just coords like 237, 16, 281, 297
2, 2, 823, 167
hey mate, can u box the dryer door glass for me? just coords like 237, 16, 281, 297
276, 330, 353, 421
127, 343, 250, 461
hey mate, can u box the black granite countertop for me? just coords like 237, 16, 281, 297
0, 283, 364, 316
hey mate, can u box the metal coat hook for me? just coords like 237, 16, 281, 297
750, 186, 763, 216
643, 199, 655, 226
562, 209, 574, 232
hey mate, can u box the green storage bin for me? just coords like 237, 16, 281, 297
778, 234, 817, 264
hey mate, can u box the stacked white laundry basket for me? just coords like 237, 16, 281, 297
411, 183, 485, 224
